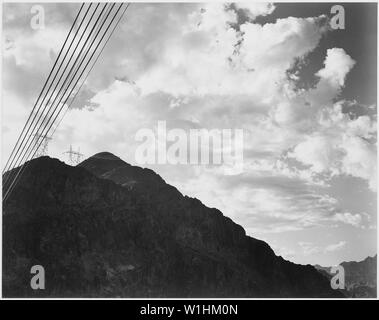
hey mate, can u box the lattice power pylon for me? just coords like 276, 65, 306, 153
31, 132, 52, 158
63, 145, 84, 165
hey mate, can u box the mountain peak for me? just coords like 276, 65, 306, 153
89, 151, 123, 161
79, 151, 176, 194
3, 150, 343, 298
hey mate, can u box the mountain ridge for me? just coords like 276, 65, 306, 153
314, 255, 377, 298
3, 153, 343, 297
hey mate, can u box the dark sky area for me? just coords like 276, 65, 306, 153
257, 2, 377, 106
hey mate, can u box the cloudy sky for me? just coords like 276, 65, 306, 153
2, 2, 377, 266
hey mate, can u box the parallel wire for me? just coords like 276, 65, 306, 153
3, 3, 113, 200
3, 3, 127, 202
2, 3, 85, 175
40, 3, 122, 142
3, 2, 104, 194
2, 3, 102, 188
2, 3, 93, 189
52, 4, 129, 139
51, 4, 121, 137
3, 3, 106, 191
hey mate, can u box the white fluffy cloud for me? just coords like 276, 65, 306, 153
285, 49, 376, 191
234, 3, 276, 19
53, 3, 376, 231
289, 102, 377, 191
137, 5, 326, 99
2, 3, 376, 250
316, 48, 356, 88
334, 212, 363, 228
291, 135, 341, 174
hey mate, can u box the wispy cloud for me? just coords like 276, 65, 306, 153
299, 240, 347, 256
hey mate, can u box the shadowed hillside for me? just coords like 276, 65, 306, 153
3, 153, 343, 298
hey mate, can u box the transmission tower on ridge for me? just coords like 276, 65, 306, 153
31, 132, 52, 158
63, 145, 84, 165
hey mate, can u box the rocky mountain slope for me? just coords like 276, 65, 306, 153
315, 255, 377, 298
3, 152, 343, 297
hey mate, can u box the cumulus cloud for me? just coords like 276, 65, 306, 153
289, 102, 377, 191
285, 49, 376, 191
136, 5, 327, 98
316, 48, 356, 88
334, 212, 363, 227
234, 3, 276, 20
2, 3, 376, 247
290, 135, 342, 174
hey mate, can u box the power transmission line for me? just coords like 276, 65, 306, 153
2, 3, 85, 175
63, 145, 84, 165
3, 3, 129, 202
51, 3, 130, 139
2, 3, 106, 190
2, 3, 93, 189
14, 3, 114, 166
31, 133, 52, 158
2, 3, 101, 187
3, 2, 115, 200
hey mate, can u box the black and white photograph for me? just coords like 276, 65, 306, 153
1, 1, 377, 302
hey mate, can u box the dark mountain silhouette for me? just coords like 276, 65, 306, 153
3, 152, 343, 297
315, 255, 377, 298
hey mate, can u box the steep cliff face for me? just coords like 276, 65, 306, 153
3, 153, 342, 297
